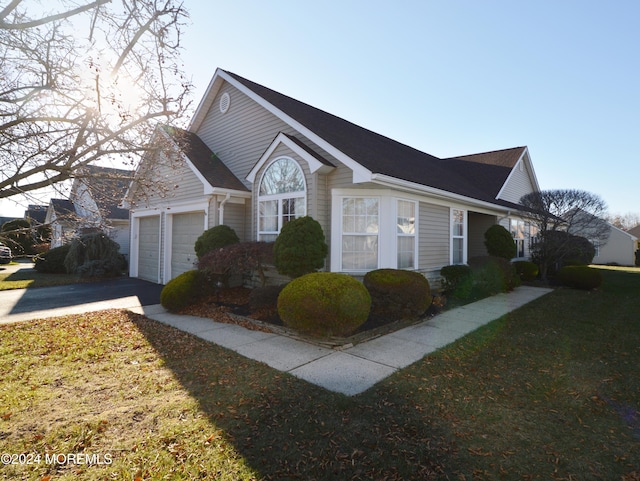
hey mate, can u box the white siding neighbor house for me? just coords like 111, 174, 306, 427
124, 68, 543, 285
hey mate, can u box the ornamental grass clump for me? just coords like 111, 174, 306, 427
363, 268, 432, 320
277, 272, 371, 338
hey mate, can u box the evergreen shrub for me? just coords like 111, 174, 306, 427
273, 216, 328, 278
34, 244, 71, 273
557, 265, 603, 290
64, 232, 125, 277
277, 272, 370, 337
440, 264, 473, 298
194, 225, 239, 259
160, 270, 206, 311
513, 260, 539, 281
468, 256, 520, 294
363, 269, 432, 320
484, 224, 517, 260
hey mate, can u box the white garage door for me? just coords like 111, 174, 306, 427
138, 216, 160, 282
171, 212, 204, 280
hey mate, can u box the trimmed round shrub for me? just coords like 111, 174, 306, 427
194, 225, 239, 259
64, 232, 125, 277
557, 266, 603, 290
277, 272, 371, 338
363, 269, 432, 320
34, 244, 71, 273
160, 270, 206, 311
484, 224, 517, 260
273, 216, 328, 278
513, 260, 539, 281
440, 264, 473, 299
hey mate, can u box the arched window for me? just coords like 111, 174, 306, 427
258, 157, 306, 241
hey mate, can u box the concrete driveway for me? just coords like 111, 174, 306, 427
0, 261, 163, 324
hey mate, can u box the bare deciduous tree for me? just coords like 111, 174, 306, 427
0, 0, 192, 204
520, 189, 610, 279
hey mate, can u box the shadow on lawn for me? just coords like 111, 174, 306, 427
129, 313, 461, 480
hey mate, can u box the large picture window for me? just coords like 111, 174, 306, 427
258, 158, 306, 241
341, 197, 379, 270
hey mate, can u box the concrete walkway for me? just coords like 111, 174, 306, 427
131, 285, 552, 396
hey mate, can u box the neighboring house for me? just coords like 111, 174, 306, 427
628, 225, 640, 251
24, 205, 47, 227
592, 224, 637, 266
46, 166, 133, 259
124, 68, 542, 285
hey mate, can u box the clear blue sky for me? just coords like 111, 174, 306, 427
2, 0, 637, 217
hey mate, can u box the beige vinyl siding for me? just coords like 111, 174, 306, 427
418, 202, 450, 273
468, 212, 496, 258
223, 202, 248, 242
196, 83, 297, 187
499, 162, 535, 204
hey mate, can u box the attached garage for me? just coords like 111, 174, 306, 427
137, 215, 160, 282
169, 212, 205, 280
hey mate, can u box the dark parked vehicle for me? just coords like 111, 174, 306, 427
0, 242, 12, 264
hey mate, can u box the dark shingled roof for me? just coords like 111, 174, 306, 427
225, 71, 526, 207
50, 198, 75, 217
167, 127, 249, 192
78, 165, 133, 220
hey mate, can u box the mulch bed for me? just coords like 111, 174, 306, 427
177, 287, 441, 348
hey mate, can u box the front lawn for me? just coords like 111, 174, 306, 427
0, 263, 86, 290
1, 267, 638, 480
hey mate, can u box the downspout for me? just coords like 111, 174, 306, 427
218, 193, 231, 225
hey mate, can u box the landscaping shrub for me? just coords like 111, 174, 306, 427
194, 225, 239, 259
198, 241, 274, 287
277, 272, 370, 337
273, 216, 328, 278
363, 269, 432, 320
532, 230, 595, 276
64, 232, 125, 277
33, 244, 71, 273
484, 224, 517, 260
636, 248, 640, 267
160, 270, 206, 311
513, 260, 539, 281
440, 264, 473, 299
557, 265, 603, 290
468, 256, 520, 296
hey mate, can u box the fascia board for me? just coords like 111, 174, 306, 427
188, 69, 226, 132
371, 173, 516, 214
246, 132, 334, 183
217, 70, 372, 184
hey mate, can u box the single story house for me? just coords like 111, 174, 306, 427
46, 166, 133, 259
124, 68, 542, 285
592, 223, 637, 266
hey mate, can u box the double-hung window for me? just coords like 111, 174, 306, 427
510, 219, 526, 258
451, 209, 466, 264
341, 197, 379, 270
258, 158, 306, 241
397, 199, 416, 269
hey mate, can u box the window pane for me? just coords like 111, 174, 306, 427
342, 235, 378, 270
397, 200, 415, 234
397, 236, 415, 269
259, 200, 278, 232
259, 158, 305, 195
453, 238, 464, 265
453, 209, 464, 237
342, 198, 378, 233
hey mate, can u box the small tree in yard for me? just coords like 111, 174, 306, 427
64, 232, 125, 277
520, 189, 610, 280
273, 216, 328, 278
198, 242, 274, 287
484, 224, 517, 260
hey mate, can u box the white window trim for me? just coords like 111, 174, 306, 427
396, 198, 418, 270
257, 157, 307, 241
450, 208, 467, 265
331, 189, 420, 272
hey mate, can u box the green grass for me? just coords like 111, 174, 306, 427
0, 263, 85, 290
0, 267, 639, 480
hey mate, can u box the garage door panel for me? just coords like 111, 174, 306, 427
138, 216, 160, 282
171, 212, 204, 280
